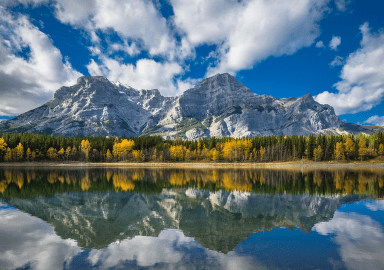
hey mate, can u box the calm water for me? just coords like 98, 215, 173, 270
1, 167, 384, 269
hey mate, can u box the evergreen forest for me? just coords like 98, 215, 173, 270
0, 131, 383, 163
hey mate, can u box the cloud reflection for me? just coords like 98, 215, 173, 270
0, 205, 81, 270
313, 211, 384, 270
88, 229, 260, 270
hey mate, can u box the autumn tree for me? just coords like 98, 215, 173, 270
344, 137, 356, 161
106, 149, 113, 162
0, 138, 7, 161
358, 139, 369, 161
81, 139, 92, 161
334, 142, 345, 161
47, 147, 58, 159
313, 145, 323, 161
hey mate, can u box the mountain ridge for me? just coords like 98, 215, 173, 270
0, 73, 381, 138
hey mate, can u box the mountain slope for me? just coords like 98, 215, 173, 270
0, 73, 377, 138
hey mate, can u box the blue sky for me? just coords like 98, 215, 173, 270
0, 0, 383, 126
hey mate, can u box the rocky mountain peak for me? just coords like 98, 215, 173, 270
1, 73, 376, 138
190, 73, 251, 95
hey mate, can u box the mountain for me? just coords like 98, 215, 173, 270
1, 189, 358, 253
0, 73, 380, 139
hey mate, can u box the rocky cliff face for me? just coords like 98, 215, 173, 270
2, 189, 354, 253
0, 73, 355, 139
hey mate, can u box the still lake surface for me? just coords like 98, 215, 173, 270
1, 167, 384, 269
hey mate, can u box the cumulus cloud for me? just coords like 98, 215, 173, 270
316, 40, 325, 48
330, 55, 344, 66
0, 8, 82, 116
171, 0, 330, 76
0, 207, 81, 270
363, 115, 384, 126
52, 0, 177, 58
315, 23, 384, 115
329, 36, 341, 50
87, 57, 195, 96
313, 211, 384, 270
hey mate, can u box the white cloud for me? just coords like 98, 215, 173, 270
363, 115, 384, 126
315, 23, 384, 115
365, 201, 384, 211
171, 0, 330, 76
335, 0, 351, 12
0, 208, 81, 270
330, 55, 344, 66
313, 211, 384, 270
53, 0, 177, 58
0, 9, 82, 116
87, 57, 193, 96
316, 40, 325, 48
88, 229, 258, 269
329, 35, 341, 50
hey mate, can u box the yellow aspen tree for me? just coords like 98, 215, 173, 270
106, 149, 113, 162
334, 142, 345, 161
58, 148, 65, 159
81, 139, 92, 161
47, 147, 58, 159
211, 148, 219, 161
15, 143, 24, 160
0, 138, 7, 158
378, 144, 384, 157
26, 148, 32, 161
132, 150, 144, 162
344, 137, 356, 160
313, 145, 323, 161
358, 139, 368, 161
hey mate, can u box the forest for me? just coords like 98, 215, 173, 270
0, 131, 383, 163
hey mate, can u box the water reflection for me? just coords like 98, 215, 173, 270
1, 168, 384, 198
1, 168, 384, 269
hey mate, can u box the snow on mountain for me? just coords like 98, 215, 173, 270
0, 73, 377, 138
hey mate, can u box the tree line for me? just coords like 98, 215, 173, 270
1, 168, 384, 198
0, 131, 383, 163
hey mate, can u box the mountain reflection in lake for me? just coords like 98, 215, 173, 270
1, 167, 384, 269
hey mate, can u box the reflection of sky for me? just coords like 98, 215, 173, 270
1, 200, 384, 270
312, 201, 384, 270
0, 202, 260, 270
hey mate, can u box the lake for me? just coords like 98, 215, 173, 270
1, 167, 384, 269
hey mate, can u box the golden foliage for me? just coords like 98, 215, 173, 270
113, 139, 135, 160
334, 142, 345, 161
313, 145, 323, 161
47, 147, 58, 159
358, 139, 368, 160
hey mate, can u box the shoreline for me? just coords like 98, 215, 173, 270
1, 161, 384, 170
